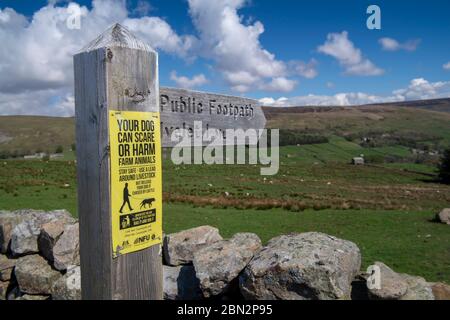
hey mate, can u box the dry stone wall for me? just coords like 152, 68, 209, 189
0, 209, 80, 300
1, 209, 449, 300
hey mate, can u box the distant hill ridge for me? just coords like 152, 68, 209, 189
263, 98, 450, 114
1, 98, 450, 155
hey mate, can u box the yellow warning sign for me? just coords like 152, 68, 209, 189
109, 110, 162, 258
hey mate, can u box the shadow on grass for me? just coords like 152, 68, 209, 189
428, 214, 443, 224
418, 176, 447, 184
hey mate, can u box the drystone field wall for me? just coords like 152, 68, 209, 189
1, 209, 449, 300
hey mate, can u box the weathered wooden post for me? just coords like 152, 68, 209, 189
74, 23, 162, 299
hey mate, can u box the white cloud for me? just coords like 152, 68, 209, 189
187, 0, 296, 92
230, 84, 250, 93
392, 78, 450, 100
0, 0, 309, 116
259, 77, 297, 93
318, 31, 384, 76
259, 96, 288, 107
0, 5, 85, 93
132, 0, 153, 17
443, 62, 450, 71
290, 59, 318, 79
0, 0, 194, 115
260, 78, 450, 107
170, 71, 208, 89
0, 89, 75, 116
379, 37, 421, 52
260, 93, 393, 107
124, 17, 195, 59
0, 0, 192, 93
223, 71, 259, 87
2, 1, 443, 117
379, 37, 400, 51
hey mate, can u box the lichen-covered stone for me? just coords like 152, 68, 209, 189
51, 266, 81, 300
0, 254, 16, 281
437, 208, 450, 225
193, 233, 262, 297
10, 210, 74, 256
163, 265, 202, 300
15, 294, 50, 300
430, 282, 450, 300
240, 232, 361, 300
52, 223, 80, 271
38, 220, 67, 261
0, 280, 9, 300
163, 226, 222, 266
0, 210, 37, 253
367, 262, 408, 300
14, 254, 62, 295
399, 274, 434, 300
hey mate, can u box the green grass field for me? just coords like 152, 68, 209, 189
1, 141, 449, 283
164, 204, 450, 283
265, 105, 450, 147
163, 138, 450, 213
2, 103, 450, 156
0, 116, 75, 157
1, 106, 450, 283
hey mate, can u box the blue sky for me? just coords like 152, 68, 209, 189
0, 0, 449, 115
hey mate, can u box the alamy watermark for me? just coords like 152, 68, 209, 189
66, 3, 82, 30
366, 264, 381, 290
170, 121, 279, 176
367, 5, 381, 30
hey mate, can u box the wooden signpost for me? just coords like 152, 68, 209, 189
159, 87, 266, 147
74, 24, 162, 300
74, 24, 266, 300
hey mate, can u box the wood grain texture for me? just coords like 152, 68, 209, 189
159, 87, 266, 147
74, 24, 162, 300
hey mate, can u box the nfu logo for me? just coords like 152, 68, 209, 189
366, 264, 381, 290
134, 235, 151, 245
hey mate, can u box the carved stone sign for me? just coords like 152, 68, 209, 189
159, 87, 266, 147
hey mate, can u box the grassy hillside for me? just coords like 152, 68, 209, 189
2, 143, 449, 214
368, 98, 450, 113
1, 99, 450, 156
163, 140, 450, 212
0, 116, 75, 157
264, 105, 450, 149
1, 147, 450, 283
1, 99, 450, 283
164, 204, 450, 283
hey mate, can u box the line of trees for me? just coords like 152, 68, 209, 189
278, 130, 329, 146
0, 143, 76, 159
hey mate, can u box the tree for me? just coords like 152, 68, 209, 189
55, 145, 64, 154
438, 149, 450, 184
